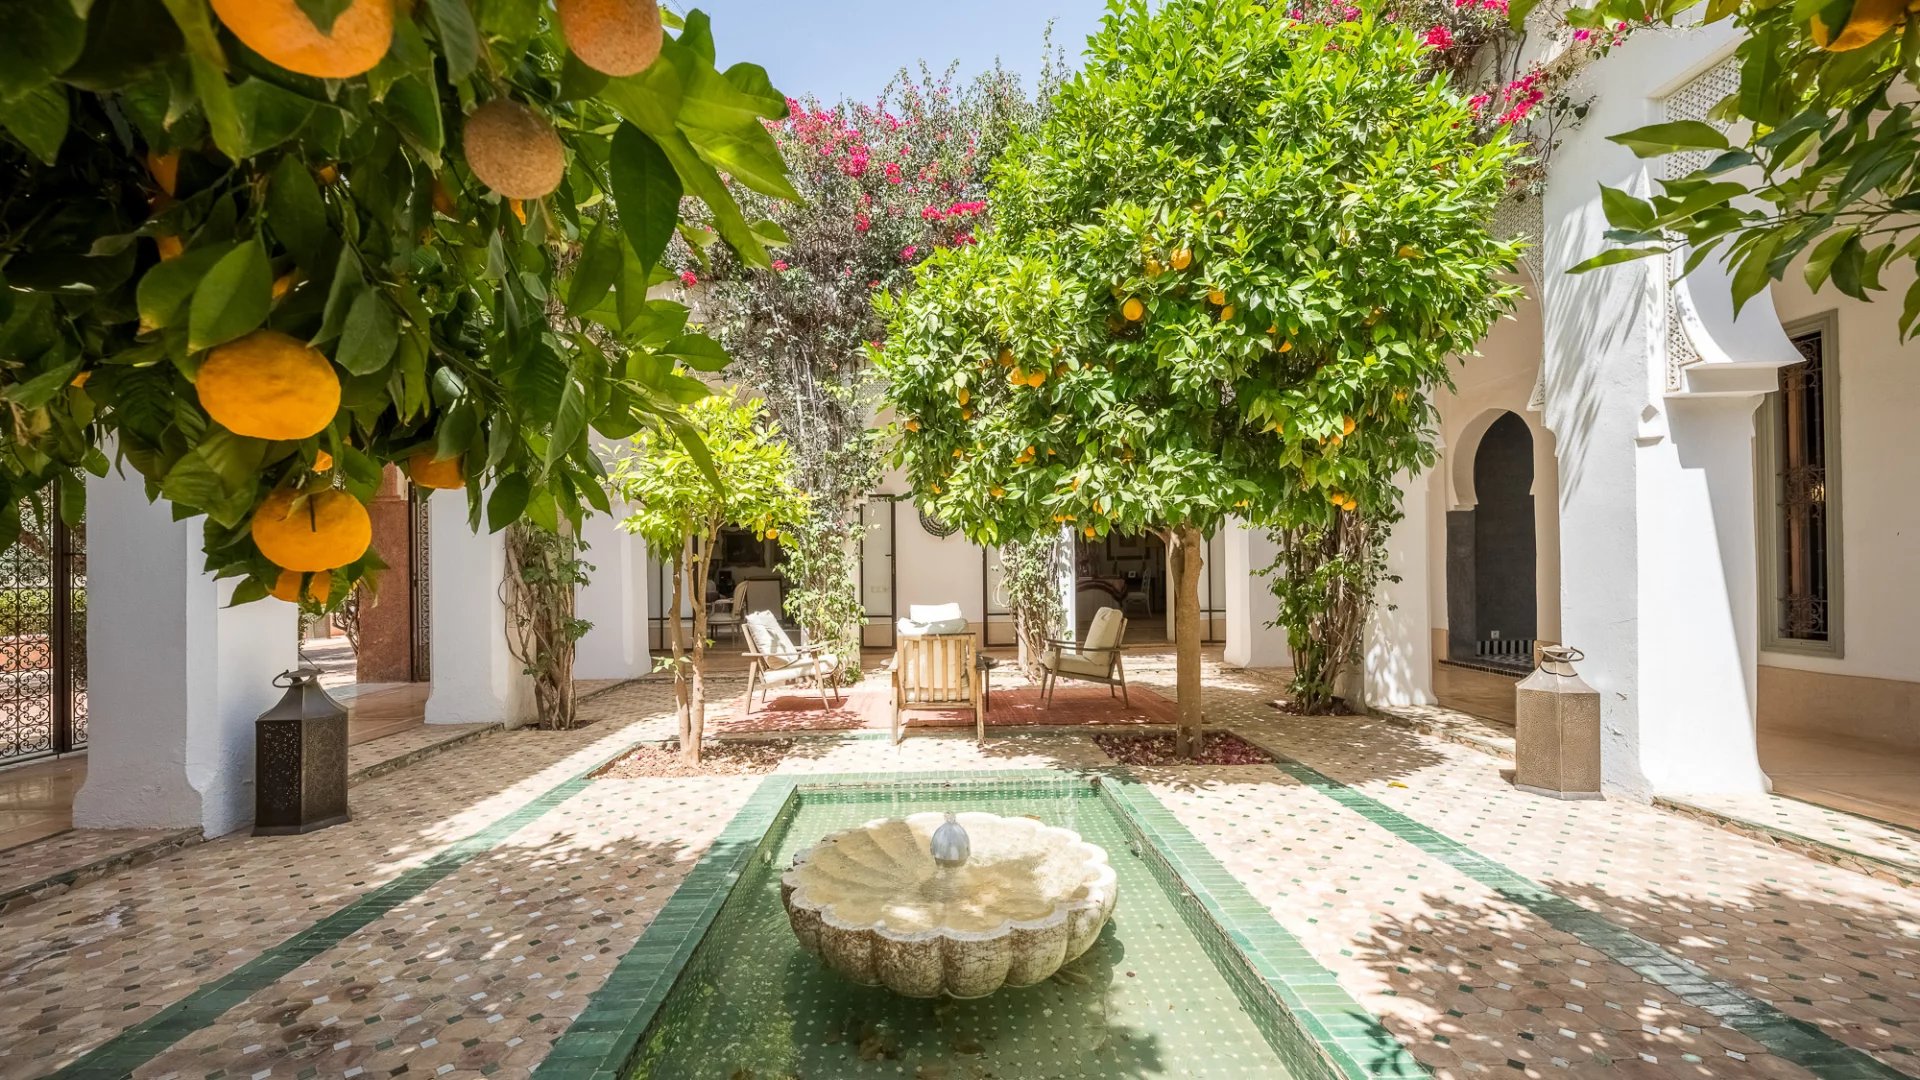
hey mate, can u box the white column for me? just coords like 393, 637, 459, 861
1222, 519, 1287, 667
424, 491, 535, 727
74, 472, 296, 836
1635, 395, 1770, 793
1363, 470, 1437, 707
573, 507, 651, 680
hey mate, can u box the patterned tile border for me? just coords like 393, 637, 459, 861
46, 731, 656, 1080
0, 827, 203, 915
1248, 743, 1913, 1080
1655, 795, 1920, 891
535, 768, 1420, 1080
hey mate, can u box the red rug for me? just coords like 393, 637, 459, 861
713, 679, 1176, 735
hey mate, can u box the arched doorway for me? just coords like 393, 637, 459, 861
1447, 411, 1537, 670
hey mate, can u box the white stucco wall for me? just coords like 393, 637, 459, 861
75, 472, 296, 836
573, 505, 652, 680
424, 490, 536, 727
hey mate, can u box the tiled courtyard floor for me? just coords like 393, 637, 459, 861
0, 669, 1913, 1079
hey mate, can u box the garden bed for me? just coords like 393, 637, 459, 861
1090, 731, 1276, 766
594, 740, 793, 778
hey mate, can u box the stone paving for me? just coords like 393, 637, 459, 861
0, 670, 1911, 1079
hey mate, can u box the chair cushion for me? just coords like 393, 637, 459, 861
744, 610, 798, 666
1084, 607, 1126, 651
909, 603, 963, 623
1053, 652, 1112, 678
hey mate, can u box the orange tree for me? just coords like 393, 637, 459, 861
877, 0, 1521, 752
0, 0, 793, 607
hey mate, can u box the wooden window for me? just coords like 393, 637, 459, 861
1758, 319, 1842, 656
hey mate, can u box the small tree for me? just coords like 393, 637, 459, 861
501, 522, 593, 729
673, 64, 1052, 674
609, 394, 804, 762
879, 1, 1520, 755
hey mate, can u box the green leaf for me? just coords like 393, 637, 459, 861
267, 155, 329, 271
424, 0, 480, 81
0, 83, 68, 164
1606, 120, 1729, 158
188, 54, 245, 160
1599, 185, 1657, 231
567, 223, 623, 315
336, 291, 398, 374
139, 244, 231, 331
1566, 246, 1664, 273
188, 238, 272, 351
487, 473, 530, 531
292, 0, 356, 34
668, 417, 721, 488
4, 358, 83, 409
0, 0, 86, 101
658, 331, 730, 372
383, 74, 444, 162
546, 377, 587, 467
56, 470, 84, 528
609, 122, 682, 280
1803, 226, 1859, 292
231, 78, 315, 157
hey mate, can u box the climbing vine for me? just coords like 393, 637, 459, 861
501, 522, 593, 730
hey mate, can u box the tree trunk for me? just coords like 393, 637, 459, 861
670, 543, 692, 759
1170, 524, 1205, 759
686, 527, 715, 765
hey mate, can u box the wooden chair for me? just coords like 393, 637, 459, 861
1040, 607, 1130, 707
890, 632, 983, 744
742, 610, 841, 712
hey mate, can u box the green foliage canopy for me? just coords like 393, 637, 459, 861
1545, 0, 1920, 335
0, 0, 793, 604
608, 392, 806, 557
878, 1, 1523, 549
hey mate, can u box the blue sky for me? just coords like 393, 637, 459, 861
693, 1, 1112, 106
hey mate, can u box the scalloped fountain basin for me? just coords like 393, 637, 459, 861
780, 811, 1118, 998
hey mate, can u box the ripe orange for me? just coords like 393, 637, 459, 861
146, 151, 179, 195
957, 387, 971, 406
1811, 0, 1905, 47
1219, 305, 1236, 320
155, 234, 184, 261
1207, 289, 1227, 306
407, 450, 465, 490
1026, 369, 1047, 388
905, 418, 921, 432
313, 450, 333, 472
1170, 248, 1193, 271
463, 99, 567, 200
1122, 297, 1145, 321
1342, 415, 1356, 436
558, 0, 665, 76
253, 488, 372, 571
209, 0, 393, 79
269, 568, 332, 604
197, 331, 341, 441
1145, 258, 1164, 278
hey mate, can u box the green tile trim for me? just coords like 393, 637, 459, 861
1100, 774, 1428, 1080
49, 737, 654, 1080
1259, 749, 1910, 1080
538, 767, 1420, 1080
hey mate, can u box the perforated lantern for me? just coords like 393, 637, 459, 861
1512, 645, 1603, 801
253, 666, 351, 835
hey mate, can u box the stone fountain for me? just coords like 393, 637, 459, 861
780, 811, 1118, 998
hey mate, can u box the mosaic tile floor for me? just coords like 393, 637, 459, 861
0, 672, 1911, 1080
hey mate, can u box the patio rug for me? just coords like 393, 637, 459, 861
713, 679, 1176, 735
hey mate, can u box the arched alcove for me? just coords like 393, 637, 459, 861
1446, 411, 1538, 668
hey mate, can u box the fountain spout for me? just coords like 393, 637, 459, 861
930, 812, 971, 869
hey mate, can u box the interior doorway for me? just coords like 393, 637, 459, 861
1446, 411, 1537, 672
1072, 530, 1166, 638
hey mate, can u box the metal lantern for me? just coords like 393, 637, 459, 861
253, 666, 351, 835
1512, 645, 1603, 801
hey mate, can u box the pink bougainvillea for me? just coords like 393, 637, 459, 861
1423, 24, 1455, 48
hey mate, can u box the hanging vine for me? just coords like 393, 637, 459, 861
501, 522, 594, 730
998, 536, 1067, 681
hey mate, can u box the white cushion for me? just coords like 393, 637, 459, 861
1052, 652, 1111, 678
909, 603, 963, 623
744, 610, 799, 664
1084, 607, 1126, 651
